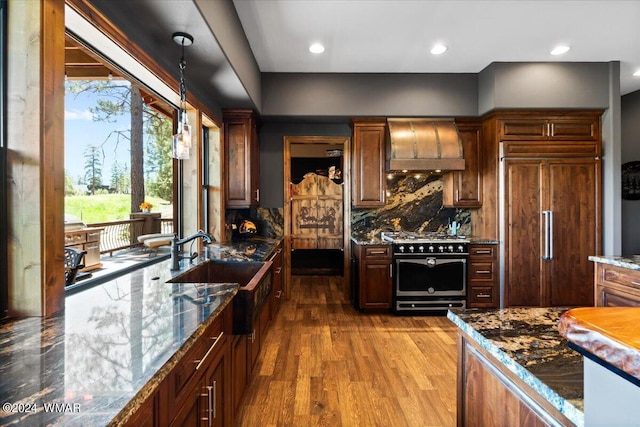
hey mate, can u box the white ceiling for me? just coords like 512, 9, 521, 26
233, 0, 640, 95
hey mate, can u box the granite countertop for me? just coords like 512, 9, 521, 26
559, 307, 640, 384
205, 235, 282, 262
447, 307, 584, 426
0, 258, 239, 426
589, 255, 640, 271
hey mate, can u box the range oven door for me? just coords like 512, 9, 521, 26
395, 257, 467, 297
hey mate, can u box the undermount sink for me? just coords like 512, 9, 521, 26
169, 260, 273, 334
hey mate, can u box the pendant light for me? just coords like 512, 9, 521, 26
172, 32, 194, 160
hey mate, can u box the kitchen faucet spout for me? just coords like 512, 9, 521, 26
171, 230, 214, 270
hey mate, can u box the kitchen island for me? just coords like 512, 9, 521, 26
448, 307, 584, 426
0, 237, 283, 426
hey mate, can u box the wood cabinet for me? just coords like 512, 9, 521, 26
443, 119, 482, 208
351, 118, 386, 208
458, 332, 576, 426
64, 227, 103, 271
269, 243, 284, 318
467, 244, 498, 308
352, 243, 392, 311
504, 157, 600, 307
475, 110, 602, 308
123, 394, 156, 427
594, 263, 640, 307
167, 304, 232, 427
223, 109, 260, 208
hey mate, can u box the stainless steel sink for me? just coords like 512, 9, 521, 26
169, 260, 273, 334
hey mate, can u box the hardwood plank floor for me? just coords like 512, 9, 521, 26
236, 275, 458, 426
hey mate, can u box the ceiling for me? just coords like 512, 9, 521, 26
86, 0, 640, 113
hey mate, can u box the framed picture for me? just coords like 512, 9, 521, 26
622, 161, 640, 200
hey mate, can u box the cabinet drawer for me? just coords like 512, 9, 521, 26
469, 261, 494, 280
171, 316, 225, 402
500, 120, 547, 140
363, 245, 391, 259
469, 245, 496, 258
468, 286, 496, 306
599, 264, 640, 289
597, 285, 640, 307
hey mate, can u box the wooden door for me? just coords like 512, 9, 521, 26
547, 158, 599, 306
504, 158, 544, 307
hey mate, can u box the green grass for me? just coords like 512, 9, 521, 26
65, 194, 172, 223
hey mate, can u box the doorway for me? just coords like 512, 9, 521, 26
283, 136, 351, 298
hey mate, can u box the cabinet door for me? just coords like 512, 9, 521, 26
270, 247, 283, 319
170, 377, 207, 427
351, 119, 386, 207
204, 350, 228, 427
360, 261, 392, 310
224, 109, 259, 208
443, 121, 482, 208
504, 159, 544, 307
547, 159, 599, 306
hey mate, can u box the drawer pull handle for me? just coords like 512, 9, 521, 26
475, 250, 492, 255
195, 331, 224, 371
275, 267, 282, 274
476, 270, 491, 274
476, 293, 491, 298
632, 281, 640, 286
369, 250, 386, 255
276, 290, 283, 298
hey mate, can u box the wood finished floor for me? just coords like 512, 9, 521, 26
236, 275, 458, 427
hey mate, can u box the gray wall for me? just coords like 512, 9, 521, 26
259, 121, 351, 208
622, 89, 640, 255
478, 62, 611, 113
261, 73, 478, 117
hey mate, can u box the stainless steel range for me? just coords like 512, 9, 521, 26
381, 231, 468, 313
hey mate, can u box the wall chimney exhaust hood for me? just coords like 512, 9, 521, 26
386, 118, 465, 172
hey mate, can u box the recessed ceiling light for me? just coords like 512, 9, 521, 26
309, 43, 325, 54
550, 45, 571, 55
633, 70, 640, 77
430, 44, 447, 55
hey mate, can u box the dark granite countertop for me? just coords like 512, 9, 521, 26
0, 257, 241, 426
448, 307, 584, 426
204, 235, 282, 262
350, 234, 388, 245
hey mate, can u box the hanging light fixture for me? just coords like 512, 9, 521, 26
172, 32, 194, 160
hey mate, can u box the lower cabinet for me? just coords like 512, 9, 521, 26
458, 333, 575, 426
467, 243, 499, 308
269, 243, 284, 318
594, 262, 640, 307
352, 243, 392, 311
169, 308, 232, 427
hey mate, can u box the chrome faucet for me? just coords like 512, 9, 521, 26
171, 230, 214, 270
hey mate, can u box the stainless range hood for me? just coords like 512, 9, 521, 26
386, 118, 465, 171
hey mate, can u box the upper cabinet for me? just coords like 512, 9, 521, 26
351, 118, 386, 208
498, 113, 601, 158
443, 119, 483, 208
223, 109, 260, 208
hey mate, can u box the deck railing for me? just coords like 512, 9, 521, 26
87, 217, 174, 256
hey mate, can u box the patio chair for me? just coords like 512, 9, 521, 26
138, 233, 174, 257
65, 247, 87, 286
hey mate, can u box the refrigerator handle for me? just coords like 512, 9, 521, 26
548, 210, 553, 260
542, 211, 551, 260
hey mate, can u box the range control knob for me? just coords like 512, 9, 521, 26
398, 246, 405, 253
418, 245, 424, 253
438, 245, 445, 253
409, 245, 415, 253
457, 245, 465, 253
428, 245, 435, 253
448, 245, 454, 253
